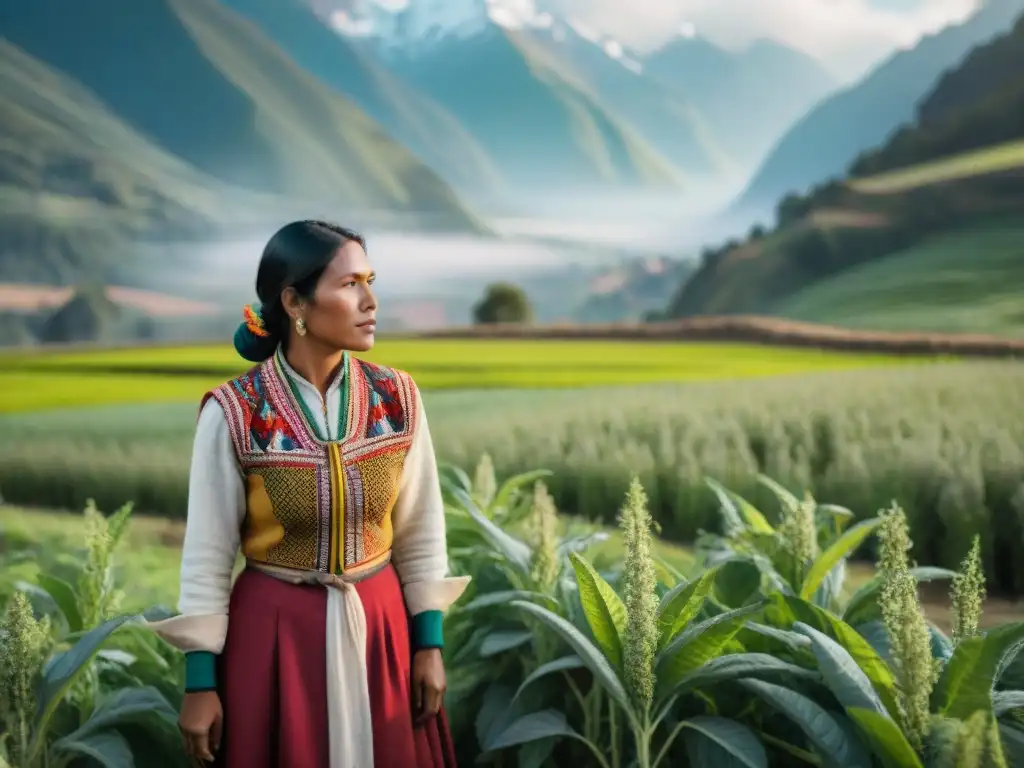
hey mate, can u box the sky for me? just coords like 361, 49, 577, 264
544, 0, 983, 79
329, 0, 985, 81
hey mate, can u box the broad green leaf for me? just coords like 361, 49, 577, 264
666, 653, 818, 699
741, 679, 872, 768
53, 731, 135, 768
756, 474, 801, 512
485, 709, 607, 768
736, 623, 813, 656
678, 716, 768, 768
933, 621, 1024, 720
70, 686, 176, 738
493, 469, 553, 513
657, 603, 763, 690
458, 590, 556, 612
450, 486, 532, 570
32, 613, 140, 749
707, 479, 774, 534
780, 596, 901, 720
518, 738, 556, 768
657, 568, 717, 649
714, 560, 763, 609
801, 518, 881, 601
993, 690, 1024, 716
793, 622, 886, 714
510, 600, 632, 716
36, 574, 84, 634
570, 553, 627, 669
509, 656, 584, 711
846, 707, 923, 768
998, 721, 1024, 766
653, 554, 688, 587
477, 683, 516, 748
558, 531, 609, 559
479, 631, 533, 657
843, 567, 957, 626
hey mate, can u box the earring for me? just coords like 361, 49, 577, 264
296, 317, 307, 337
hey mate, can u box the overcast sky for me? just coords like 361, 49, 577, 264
546, 0, 983, 79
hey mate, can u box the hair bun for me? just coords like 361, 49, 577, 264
233, 303, 279, 362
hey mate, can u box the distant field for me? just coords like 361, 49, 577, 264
777, 223, 1024, 336
0, 338, 913, 413
847, 138, 1024, 194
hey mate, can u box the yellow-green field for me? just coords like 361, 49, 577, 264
0, 338, 916, 413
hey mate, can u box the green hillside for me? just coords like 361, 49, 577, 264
0, 40, 265, 284
0, 0, 480, 227
218, 0, 506, 195
382, 26, 684, 193
666, 10, 1024, 334
776, 221, 1024, 336
728, 0, 1024, 220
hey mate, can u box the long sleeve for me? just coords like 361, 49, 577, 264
147, 397, 245, 686
390, 383, 471, 649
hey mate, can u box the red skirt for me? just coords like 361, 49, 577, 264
214, 565, 457, 768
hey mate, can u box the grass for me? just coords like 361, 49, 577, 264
0, 338, 915, 413
776, 222, 1024, 336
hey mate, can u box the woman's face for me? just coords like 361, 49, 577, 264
287, 240, 377, 353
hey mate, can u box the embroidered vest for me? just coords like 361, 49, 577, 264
205, 352, 417, 576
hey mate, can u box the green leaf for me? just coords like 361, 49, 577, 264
994, 690, 1024, 717
666, 653, 818, 699
510, 600, 632, 717
657, 568, 717, 649
558, 531, 609, 559
793, 622, 886, 714
509, 656, 584, 711
679, 716, 768, 768
657, 603, 763, 691
756, 474, 801, 512
933, 621, 1024, 720
485, 709, 607, 768
36, 574, 84, 634
846, 707, 923, 768
801, 518, 881, 601
842, 567, 957, 626
741, 679, 872, 768
72, 686, 176, 737
714, 560, 763, 609
479, 631, 533, 657
53, 731, 135, 768
780, 597, 901, 720
449, 486, 532, 570
458, 590, 556, 612
736, 623, 813, 656
707, 479, 774, 534
493, 469, 553, 513
32, 614, 140, 749
570, 553, 627, 669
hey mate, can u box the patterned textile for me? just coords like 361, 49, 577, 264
207, 352, 418, 575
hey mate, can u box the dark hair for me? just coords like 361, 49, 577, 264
233, 220, 366, 362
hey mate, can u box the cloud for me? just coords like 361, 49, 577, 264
544, 0, 982, 79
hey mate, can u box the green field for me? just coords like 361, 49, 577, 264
0, 338, 915, 413
4, 356, 1024, 592
777, 222, 1024, 336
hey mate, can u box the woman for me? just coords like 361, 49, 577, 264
149, 220, 470, 768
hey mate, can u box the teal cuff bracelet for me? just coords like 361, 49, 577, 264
410, 610, 444, 651
184, 651, 217, 692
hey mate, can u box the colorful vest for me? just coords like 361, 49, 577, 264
205, 351, 418, 577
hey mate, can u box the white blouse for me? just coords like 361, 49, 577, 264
148, 354, 470, 767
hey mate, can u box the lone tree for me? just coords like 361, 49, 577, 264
472, 282, 532, 324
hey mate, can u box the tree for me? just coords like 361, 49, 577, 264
472, 282, 532, 325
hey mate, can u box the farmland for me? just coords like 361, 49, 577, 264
2, 338, 1022, 592
0, 338, 914, 413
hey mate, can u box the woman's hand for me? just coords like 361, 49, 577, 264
179, 690, 223, 762
411, 648, 446, 724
